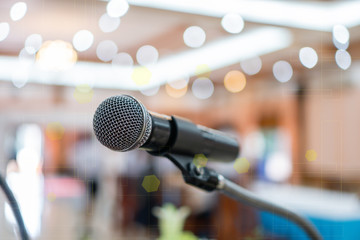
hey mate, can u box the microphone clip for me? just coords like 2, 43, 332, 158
163, 153, 220, 191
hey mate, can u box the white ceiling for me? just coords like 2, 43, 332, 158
0, 0, 359, 89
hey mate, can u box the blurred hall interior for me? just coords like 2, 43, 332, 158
1, 0, 360, 239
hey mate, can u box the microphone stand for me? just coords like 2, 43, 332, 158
0, 173, 29, 240
162, 153, 322, 240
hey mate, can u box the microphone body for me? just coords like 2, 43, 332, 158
93, 95, 239, 163
143, 113, 239, 162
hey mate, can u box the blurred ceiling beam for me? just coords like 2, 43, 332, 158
128, 0, 360, 31
0, 27, 292, 90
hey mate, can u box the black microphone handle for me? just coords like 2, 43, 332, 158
142, 113, 239, 162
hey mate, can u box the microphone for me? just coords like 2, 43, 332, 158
93, 95, 239, 162
92, 95, 324, 240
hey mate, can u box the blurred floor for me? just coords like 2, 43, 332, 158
0, 176, 153, 240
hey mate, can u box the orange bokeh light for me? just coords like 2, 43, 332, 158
224, 70, 246, 93
165, 84, 187, 98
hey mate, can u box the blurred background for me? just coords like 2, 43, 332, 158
1, 0, 360, 239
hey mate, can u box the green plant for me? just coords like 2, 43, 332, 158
153, 203, 197, 240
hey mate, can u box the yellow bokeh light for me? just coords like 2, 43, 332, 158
193, 154, 208, 168
73, 84, 93, 103
165, 84, 187, 98
47, 193, 56, 202
131, 66, 152, 86
142, 175, 160, 192
36, 40, 77, 71
233, 157, 250, 174
195, 64, 211, 78
224, 70, 246, 93
305, 149, 317, 162
46, 122, 65, 141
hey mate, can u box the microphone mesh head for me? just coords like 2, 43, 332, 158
93, 95, 152, 151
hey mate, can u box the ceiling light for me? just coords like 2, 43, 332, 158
155, 27, 291, 87
25, 34, 43, 54
99, 13, 121, 33
0, 22, 10, 42
183, 26, 206, 48
36, 40, 77, 71
221, 13, 244, 34
10, 2, 27, 21
273, 60, 293, 83
141, 85, 160, 96
0, 27, 291, 91
240, 56, 262, 75
107, 0, 129, 18
136, 45, 159, 65
128, 0, 360, 31
166, 83, 187, 98
335, 50, 351, 70
112, 52, 133, 66
72, 30, 94, 52
299, 47, 318, 69
192, 77, 214, 99
224, 70, 246, 93
96, 40, 118, 62
333, 25, 349, 44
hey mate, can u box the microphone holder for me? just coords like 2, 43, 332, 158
162, 153, 322, 240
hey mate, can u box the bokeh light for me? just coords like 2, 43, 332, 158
333, 25, 349, 50
265, 152, 292, 182
19, 48, 35, 62
305, 149, 317, 162
183, 26, 206, 48
142, 175, 160, 192
273, 60, 293, 83
240, 57, 262, 75
335, 50, 351, 70
333, 38, 349, 50
136, 45, 159, 65
72, 30, 94, 52
12, 64, 29, 88
0, 22, 10, 42
68, 68, 95, 88
131, 66, 152, 86
99, 13, 120, 33
112, 52, 133, 66
45, 122, 65, 141
195, 64, 211, 78
73, 84, 94, 104
193, 154, 208, 168
299, 47, 318, 69
168, 76, 189, 89
112, 52, 134, 82
140, 85, 160, 96
221, 13, 244, 34
106, 0, 129, 18
224, 70, 246, 93
333, 25, 349, 45
16, 148, 41, 173
10, 2, 27, 21
192, 77, 214, 99
47, 193, 56, 202
96, 40, 118, 62
25, 34, 42, 54
233, 157, 250, 174
12, 74, 28, 88
165, 84, 187, 98
36, 40, 77, 71
242, 131, 266, 160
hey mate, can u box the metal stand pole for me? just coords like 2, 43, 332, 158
0, 173, 29, 240
216, 175, 322, 240
158, 154, 323, 240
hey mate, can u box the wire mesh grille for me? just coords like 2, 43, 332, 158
93, 95, 152, 151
